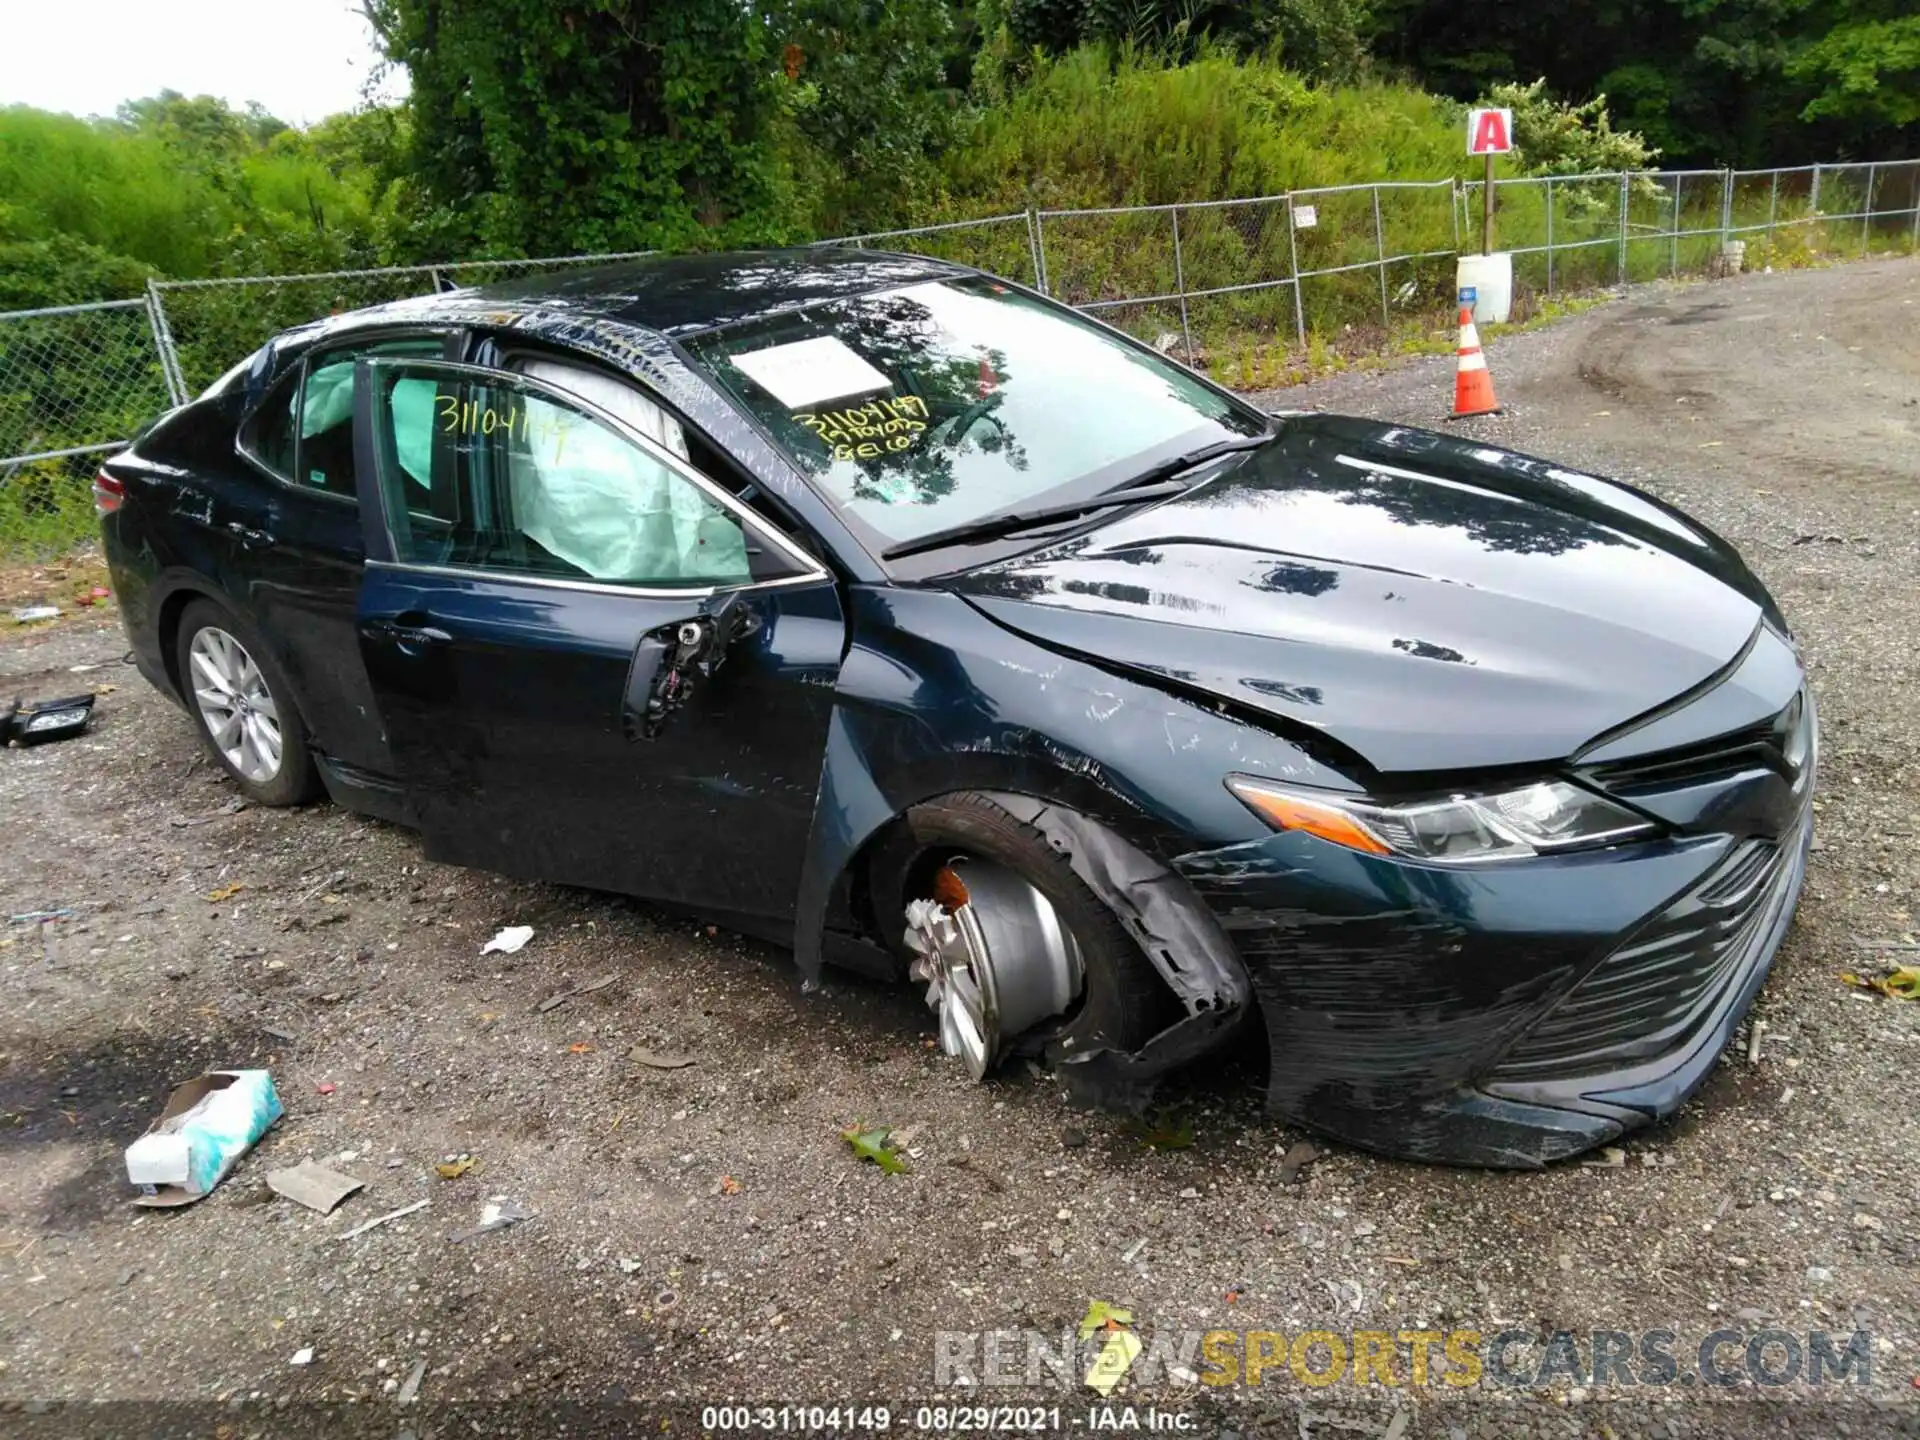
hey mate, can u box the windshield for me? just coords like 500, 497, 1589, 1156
683, 277, 1264, 547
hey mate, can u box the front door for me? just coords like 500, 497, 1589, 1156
349, 357, 845, 924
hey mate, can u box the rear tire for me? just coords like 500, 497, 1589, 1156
174, 597, 320, 807
878, 792, 1174, 1068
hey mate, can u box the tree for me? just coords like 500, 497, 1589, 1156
364, 0, 792, 258
774, 0, 972, 234
1788, 13, 1920, 130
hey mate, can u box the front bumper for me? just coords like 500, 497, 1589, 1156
1174, 778, 1811, 1168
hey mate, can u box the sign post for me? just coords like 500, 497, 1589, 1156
1466, 107, 1514, 256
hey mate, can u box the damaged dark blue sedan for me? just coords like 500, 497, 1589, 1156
98, 250, 1814, 1166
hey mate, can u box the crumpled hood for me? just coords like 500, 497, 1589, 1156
946, 414, 1775, 774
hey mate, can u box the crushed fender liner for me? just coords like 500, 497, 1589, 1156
979, 792, 1252, 1110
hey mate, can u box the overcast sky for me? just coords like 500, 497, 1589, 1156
0, 0, 397, 126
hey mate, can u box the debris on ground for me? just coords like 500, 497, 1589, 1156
124, 1070, 283, 1208
1078, 1300, 1141, 1396
5, 693, 95, 744
449, 1197, 535, 1244
1276, 1140, 1319, 1184
566, 1041, 594, 1054
265, 1160, 366, 1215
535, 974, 617, 1012
205, 883, 244, 903
717, 1175, 742, 1196
629, 1046, 695, 1070
1132, 1114, 1194, 1151
1840, 966, 1920, 1000
396, 1356, 427, 1405
841, 1123, 909, 1174
481, 925, 534, 956
10, 606, 60, 624
170, 797, 248, 828
1582, 1146, 1628, 1169
289, 1347, 315, 1367
435, 1155, 476, 1180
9, 908, 73, 925
335, 1198, 429, 1241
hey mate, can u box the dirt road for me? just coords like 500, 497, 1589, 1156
2, 259, 1916, 1437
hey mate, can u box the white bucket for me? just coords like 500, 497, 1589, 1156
1455, 252, 1514, 325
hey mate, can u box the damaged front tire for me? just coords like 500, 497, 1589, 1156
882, 792, 1174, 1080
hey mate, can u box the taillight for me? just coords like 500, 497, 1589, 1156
93, 470, 125, 515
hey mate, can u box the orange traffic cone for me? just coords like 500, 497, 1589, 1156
1448, 305, 1501, 418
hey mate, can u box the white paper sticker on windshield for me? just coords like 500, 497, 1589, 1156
731, 336, 890, 410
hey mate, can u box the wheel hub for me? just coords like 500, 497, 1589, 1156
903, 857, 1084, 1081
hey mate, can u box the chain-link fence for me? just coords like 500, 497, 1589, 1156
4, 159, 1917, 562
0, 298, 175, 562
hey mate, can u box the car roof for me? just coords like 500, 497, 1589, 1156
459, 247, 977, 338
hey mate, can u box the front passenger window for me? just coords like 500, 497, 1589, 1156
369, 363, 782, 589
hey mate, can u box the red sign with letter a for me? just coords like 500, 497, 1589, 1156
1467, 107, 1514, 156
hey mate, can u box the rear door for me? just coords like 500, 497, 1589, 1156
232, 331, 455, 781
348, 357, 846, 924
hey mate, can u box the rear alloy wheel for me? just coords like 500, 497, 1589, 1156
888, 793, 1173, 1081
174, 598, 320, 807
189, 625, 282, 783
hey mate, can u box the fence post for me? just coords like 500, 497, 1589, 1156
1027, 205, 1049, 296
1170, 207, 1194, 367
1545, 176, 1555, 295
145, 279, 188, 407
1767, 169, 1779, 259
1720, 168, 1733, 245
1670, 173, 1682, 277
1862, 162, 1876, 256
1810, 163, 1822, 218
1911, 165, 1920, 253
1285, 195, 1306, 348
1371, 185, 1390, 330
1450, 179, 1462, 253
1617, 172, 1629, 287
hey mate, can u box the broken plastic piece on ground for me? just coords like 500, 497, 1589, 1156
335, 1197, 429, 1241
481, 925, 534, 956
125, 1070, 283, 1208
435, 1155, 476, 1180
449, 1196, 535, 1243
11, 606, 60, 623
265, 1159, 366, 1215
6, 693, 95, 745
9, 908, 74, 925
289, 1346, 314, 1367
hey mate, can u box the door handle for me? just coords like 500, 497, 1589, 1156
225, 520, 274, 551
361, 616, 452, 649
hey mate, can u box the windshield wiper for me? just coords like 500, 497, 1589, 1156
878, 480, 1194, 562
1103, 432, 1273, 495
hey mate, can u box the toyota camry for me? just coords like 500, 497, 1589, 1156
96, 250, 1814, 1166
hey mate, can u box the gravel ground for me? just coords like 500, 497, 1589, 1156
1, 259, 1916, 1438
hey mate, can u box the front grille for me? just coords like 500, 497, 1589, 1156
1489, 834, 1798, 1084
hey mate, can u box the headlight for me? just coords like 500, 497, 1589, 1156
1226, 775, 1656, 864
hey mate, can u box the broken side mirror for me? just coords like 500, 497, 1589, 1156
620, 592, 763, 741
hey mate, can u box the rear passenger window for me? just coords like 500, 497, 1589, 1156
295, 337, 445, 499
367, 361, 797, 589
